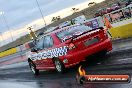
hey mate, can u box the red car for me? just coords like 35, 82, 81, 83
27, 25, 112, 75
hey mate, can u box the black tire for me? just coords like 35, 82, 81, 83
98, 50, 107, 57
54, 58, 65, 73
28, 61, 39, 75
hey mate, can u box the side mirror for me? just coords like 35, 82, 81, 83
31, 48, 37, 52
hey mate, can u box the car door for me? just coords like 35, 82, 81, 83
33, 37, 45, 66
40, 35, 54, 68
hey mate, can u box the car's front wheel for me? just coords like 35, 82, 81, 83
29, 61, 39, 75
54, 58, 65, 73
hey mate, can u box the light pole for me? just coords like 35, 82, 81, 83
0, 11, 13, 42
35, 0, 46, 26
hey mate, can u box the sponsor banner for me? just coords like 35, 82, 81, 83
84, 17, 101, 29
91, 19, 99, 29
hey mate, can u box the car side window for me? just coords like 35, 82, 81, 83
36, 38, 44, 50
43, 36, 53, 49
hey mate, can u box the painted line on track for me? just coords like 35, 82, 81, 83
0, 55, 27, 66
117, 58, 132, 61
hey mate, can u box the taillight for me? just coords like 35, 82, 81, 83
68, 43, 76, 50
103, 29, 108, 38
105, 31, 109, 38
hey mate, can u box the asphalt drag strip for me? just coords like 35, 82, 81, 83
0, 38, 132, 88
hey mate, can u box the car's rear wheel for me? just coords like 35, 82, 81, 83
29, 61, 39, 75
54, 58, 65, 73
97, 50, 107, 57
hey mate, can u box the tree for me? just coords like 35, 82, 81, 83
88, 2, 96, 7
71, 8, 79, 13
51, 17, 56, 22
57, 16, 61, 20
51, 16, 61, 22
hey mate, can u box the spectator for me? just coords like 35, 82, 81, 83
128, 0, 132, 4
117, 2, 121, 6
119, 10, 125, 20
126, 0, 132, 6
71, 19, 75, 25
124, 8, 131, 18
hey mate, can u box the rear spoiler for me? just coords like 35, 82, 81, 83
92, 27, 104, 30
64, 27, 104, 42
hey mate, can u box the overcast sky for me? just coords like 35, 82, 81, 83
0, 0, 88, 33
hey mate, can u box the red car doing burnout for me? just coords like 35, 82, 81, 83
27, 25, 112, 75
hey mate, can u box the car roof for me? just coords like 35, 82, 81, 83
36, 25, 103, 42
36, 24, 80, 40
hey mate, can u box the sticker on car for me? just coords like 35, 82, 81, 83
30, 46, 68, 61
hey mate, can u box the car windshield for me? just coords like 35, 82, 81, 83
56, 25, 92, 42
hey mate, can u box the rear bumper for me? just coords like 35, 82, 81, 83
64, 38, 112, 68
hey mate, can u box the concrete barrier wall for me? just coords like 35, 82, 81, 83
0, 48, 17, 58
0, 43, 29, 58
110, 23, 132, 39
